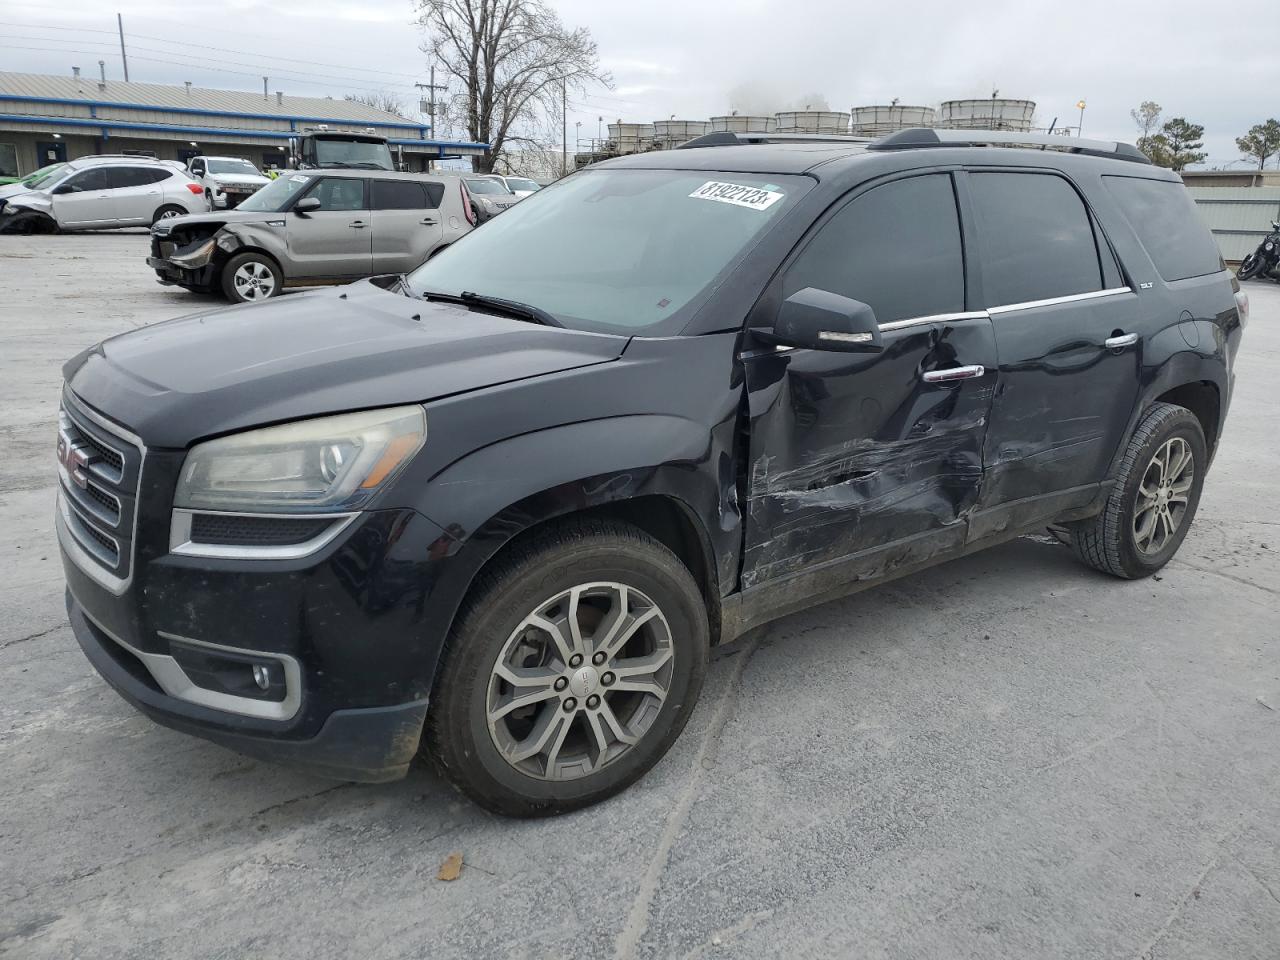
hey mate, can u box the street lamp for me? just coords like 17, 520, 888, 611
1076, 100, 1086, 137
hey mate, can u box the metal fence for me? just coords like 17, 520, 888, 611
1187, 186, 1280, 263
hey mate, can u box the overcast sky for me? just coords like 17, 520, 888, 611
3, 0, 1277, 167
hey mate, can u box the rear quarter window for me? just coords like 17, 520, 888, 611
1102, 176, 1222, 282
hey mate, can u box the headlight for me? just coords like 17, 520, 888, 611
175, 406, 426, 512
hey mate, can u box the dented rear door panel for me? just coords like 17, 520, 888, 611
739, 318, 997, 589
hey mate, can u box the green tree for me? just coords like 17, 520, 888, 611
1236, 119, 1280, 170
1148, 117, 1207, 171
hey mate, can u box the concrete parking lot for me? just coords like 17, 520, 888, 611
1, 231, 1278, 960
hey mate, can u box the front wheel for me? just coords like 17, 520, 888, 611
220, 252, 282, 302
1068, 402, 1206, 579
1237, 252, 1265, 280
424, 519, 709, 817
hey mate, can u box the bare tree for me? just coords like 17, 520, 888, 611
345, 91, 409, 117
415, 0, 610, 173
1236, 119, 1280, 170
1131, 101, 1163, 160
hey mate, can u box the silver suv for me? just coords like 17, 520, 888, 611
148, 169, 475, 302
0, 156, 206, 233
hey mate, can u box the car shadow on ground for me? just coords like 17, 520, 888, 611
112, 532, 1098, 825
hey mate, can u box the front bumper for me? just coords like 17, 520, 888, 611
58, 442, 457, 781
69, 592, 427, 782
147, 255, 217, 288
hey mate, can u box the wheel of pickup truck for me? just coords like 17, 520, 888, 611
221, 252, 282, 303
424, 519, 709, 817
151, 204, 187, 225
1068, 402, 1206, 579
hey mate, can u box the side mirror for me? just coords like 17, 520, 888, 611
52, 183, 78, 195
293, 196, 321, 215
762, 288, 883, 353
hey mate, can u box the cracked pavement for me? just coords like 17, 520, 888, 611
1, 233, 1278, 959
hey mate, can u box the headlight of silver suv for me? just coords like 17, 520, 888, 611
175, 406, 426, 512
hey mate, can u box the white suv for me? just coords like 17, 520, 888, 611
186, 156, 271, 209
0, 156, 207, 233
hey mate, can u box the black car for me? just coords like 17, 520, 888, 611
57, 128, 1246, 816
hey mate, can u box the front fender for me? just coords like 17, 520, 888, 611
402, 414, 738, 680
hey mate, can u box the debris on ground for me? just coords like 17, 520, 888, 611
437, 852, 464, 881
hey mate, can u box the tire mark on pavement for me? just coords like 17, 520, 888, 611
612, 631, 766, 960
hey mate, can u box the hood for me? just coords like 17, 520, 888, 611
153, 209, 277, 233
0, 189, 50, 212
0, 181, 40, 200
209, 173, 270, 188
62, 281, 626, 448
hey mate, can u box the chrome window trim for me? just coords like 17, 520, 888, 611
74, 599, 301, 721
986, 287, 1134, 316
879, 310, 990, 333
169, 508, 359, 560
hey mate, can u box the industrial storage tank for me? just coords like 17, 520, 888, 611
607, 122, 657, 155
939, 98, 1035, 132
709, 114, 776, 134
774, 110, 851, 134
653, 119, 710, 148
850, 104, 937, 137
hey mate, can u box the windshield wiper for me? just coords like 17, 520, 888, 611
417, 289, 562, 327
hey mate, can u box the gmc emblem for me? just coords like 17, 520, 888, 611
56, 428, 96, 489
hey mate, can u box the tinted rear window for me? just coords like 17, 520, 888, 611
1103, 176, 1222, 282
969, 172, 1104, 307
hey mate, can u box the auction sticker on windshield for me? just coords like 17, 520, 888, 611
689, 181, 784, 211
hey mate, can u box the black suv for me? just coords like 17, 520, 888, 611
57, 128, 1246, 816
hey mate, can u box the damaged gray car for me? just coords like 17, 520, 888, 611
148, 169, 475, 302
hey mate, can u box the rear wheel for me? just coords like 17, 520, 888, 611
220, 252, 282, 303
151, 204, 187, 225
1069, 402, 1206, 578
424, 519, 709, 817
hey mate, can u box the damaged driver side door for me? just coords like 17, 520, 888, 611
740, 171, 997, 591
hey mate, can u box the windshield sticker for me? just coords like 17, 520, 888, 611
689, 181, 784, 211
289, 175, 309, 183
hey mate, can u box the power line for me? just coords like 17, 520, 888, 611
0, 27, 424, 84
0, 43, 422, 93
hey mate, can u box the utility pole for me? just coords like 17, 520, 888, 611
117, 13, 129, 82
562, 77, 568, 176
415, 66, 447, 171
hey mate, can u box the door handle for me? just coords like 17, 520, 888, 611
922, 364, 985, 383
349, 221, 367, 229
420, 217, 438, 225
1104, 332, 1139, 350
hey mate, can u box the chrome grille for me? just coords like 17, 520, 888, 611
58, 392, 144, 585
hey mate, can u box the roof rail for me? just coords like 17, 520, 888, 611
677, 131, 874, 150
867, 127, 1151, 164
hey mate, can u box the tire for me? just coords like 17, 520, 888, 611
151, 204, 187, 226
220, 251, 282, 303
423, 518, 709, 817
1237, 253, 1264, 281
1069, 402, 1206, 579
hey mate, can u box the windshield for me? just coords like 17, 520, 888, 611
24, 163, 67, 187
207, 158, 261, 176
408, 169, 806, 335
310, 138, 393, 170
505, 178, 539, 192
236, 173, 313, 212
466, 178, 511, 196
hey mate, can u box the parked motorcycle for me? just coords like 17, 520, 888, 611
1238, 219, 1280, 281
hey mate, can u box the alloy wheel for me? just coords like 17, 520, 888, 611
233, 261, 276, 300
486, 582, 675, 781
1133, 436, 1194, 555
